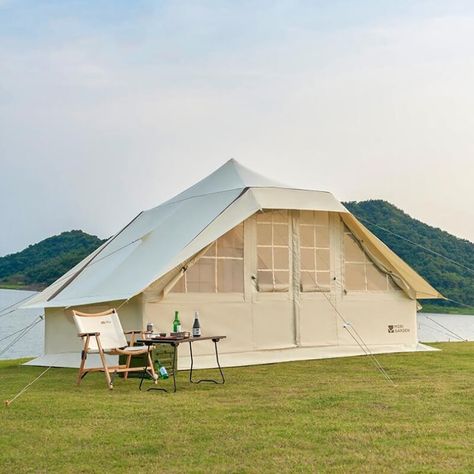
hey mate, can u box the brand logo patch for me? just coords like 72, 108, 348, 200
388, 324, 410, 334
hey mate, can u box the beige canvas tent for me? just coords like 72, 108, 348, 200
25, 159, 443, 369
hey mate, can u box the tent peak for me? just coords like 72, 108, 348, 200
165, 159, 286, 204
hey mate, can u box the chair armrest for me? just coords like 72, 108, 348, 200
125, 330, 144, 347
78, 332, 100, 337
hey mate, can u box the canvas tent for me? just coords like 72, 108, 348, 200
25, 159, 443, 369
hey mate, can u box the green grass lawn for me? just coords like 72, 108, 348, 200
1, 343, 474, 473
419, 304, 474, 315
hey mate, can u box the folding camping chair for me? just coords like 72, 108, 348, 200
72, 308, 157, 390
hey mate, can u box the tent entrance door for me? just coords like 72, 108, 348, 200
293, 211, 340, 347
251, 293, 296, 350
297, 293, 339, 347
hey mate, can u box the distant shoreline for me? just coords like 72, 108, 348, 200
0, 284, 42, 292
419, 304, 474, 316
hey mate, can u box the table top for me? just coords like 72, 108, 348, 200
137, 335, 226, 345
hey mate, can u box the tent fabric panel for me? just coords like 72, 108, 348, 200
23, 240, 111, 308
87, 189, 245, 297
26, 189, 245, 308
28, 294, 129, 309
340, 214, 444, 300
337, 292, 418, 346
249, 188, 347, 213
165, 158, 284, 205
142, 188, 261, 293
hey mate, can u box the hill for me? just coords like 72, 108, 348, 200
344, 200, 474, 311
0, 230, 105, 290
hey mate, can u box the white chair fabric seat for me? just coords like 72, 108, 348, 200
72, 308, 157, 389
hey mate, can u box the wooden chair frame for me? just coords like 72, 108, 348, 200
73, 309, 157, 390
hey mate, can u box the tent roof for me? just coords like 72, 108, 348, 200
165, 158, 286, 204
24, 159, 442, 309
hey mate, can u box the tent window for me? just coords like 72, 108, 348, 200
256, 210, 290, 292
170, 224, 244, 293
299, 211, 331, 292
343, 226, 394, 292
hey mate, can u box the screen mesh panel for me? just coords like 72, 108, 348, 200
170, 224, 244, 293
299, 211, 331, 292
256, 210, 290, 292
343, 226, 396, 292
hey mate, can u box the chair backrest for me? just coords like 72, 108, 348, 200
72, 308, 128, 351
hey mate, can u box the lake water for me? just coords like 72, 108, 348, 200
0, 289, 43, 360
0, 289, 473, 360
417, 313, 474, 342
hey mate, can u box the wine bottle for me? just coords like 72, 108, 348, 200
173, 310, 181, 333
192, 311, 201, 337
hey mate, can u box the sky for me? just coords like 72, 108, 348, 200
0, 0, 473, 256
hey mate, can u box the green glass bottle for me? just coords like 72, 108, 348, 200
173, 310, 181, 333
156, 358, 169, 379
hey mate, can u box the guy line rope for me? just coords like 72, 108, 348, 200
306, 272, 396, 385
0, 316, 44, 358
2, 316, 47, 407
422, 315, 467, 342
356, 216, 474, 276
356, 216, 474, 313
418, 321, 465, 342
4, 365, 54, 407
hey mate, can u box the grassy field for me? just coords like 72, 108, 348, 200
419, 304, 474, 315
0, 283, 29, 290
1, 343, 474, 473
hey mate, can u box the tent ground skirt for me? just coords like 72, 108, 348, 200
24, 343, 437, 370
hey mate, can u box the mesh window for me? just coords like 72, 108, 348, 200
317, 271, 331, 287
343, 226, 394, 292
170, 224, 244, 293
343, 233, 366, 262
256, 210, 290, 292
344, 262, 366, 291
217, 259, 244, 293
186, 258, 216, 293
366, 263, 389, 291
299, 211, 331, 292
217, 225, 243, 258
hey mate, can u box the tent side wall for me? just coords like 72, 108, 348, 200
299, 292, 417, 346
337, 293, 417, 345
43, 295, 143, 355
144, 291, 418, 359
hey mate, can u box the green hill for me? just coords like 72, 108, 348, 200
344, 200, 474, 312
0, 230, 105, 290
